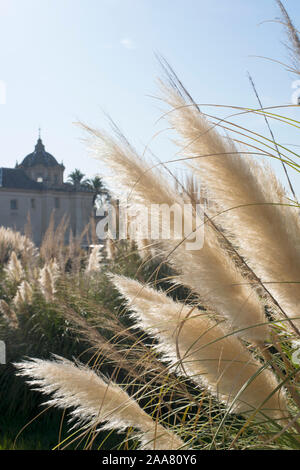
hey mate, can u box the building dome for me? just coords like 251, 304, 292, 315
20, 137, 60, 168
17, 133, 65, 186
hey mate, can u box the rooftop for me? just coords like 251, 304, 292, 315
0, 167, 43, 190
0, 167, 94, 192
17, 136, 63, 169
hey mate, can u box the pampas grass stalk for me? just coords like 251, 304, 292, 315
0, 299, 19, 329
111, 274, 288, 423
85, 245, 103, 273
0, 227, 37, 265
83, 125, 269, 344
14, 356, 185, 450
276, 0, 300, 75
13, 280, 33, 309
160, 80, 300, 334
39, 261, 59, 302
106, 232, 116, 260
4, 251, 24, 284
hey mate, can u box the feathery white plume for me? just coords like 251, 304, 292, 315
13, 280, 33, 308
161, 84, 300, 332
39, 260, 59, 302
4, 251, 24, 284
0, 299, 18, 329
86, 245, 103, 273
0, 226, 37, 266
14, 356, 185, 450
111, 274, 288, 423
84, 127, 269, 343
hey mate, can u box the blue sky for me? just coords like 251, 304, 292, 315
0, 0, 300, 195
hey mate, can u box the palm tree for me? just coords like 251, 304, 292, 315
67, 169, 88, 186
85, 176, 110, 205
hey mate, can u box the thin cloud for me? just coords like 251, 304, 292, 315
120, 38, 136, 50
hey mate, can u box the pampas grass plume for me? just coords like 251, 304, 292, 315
0, 299, 19, 329
111, 274, 288, 423
39, 261, 59, 302
86, 245, 103, 273
161, 82, 300, 332
13, 280, 33, 309
14, 356, 185, 450
4, 251, 24, 284
84, 126, 269, 343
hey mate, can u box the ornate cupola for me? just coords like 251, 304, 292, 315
17, 131, 65, 186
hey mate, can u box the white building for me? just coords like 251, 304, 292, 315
0, 136, 94, 245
